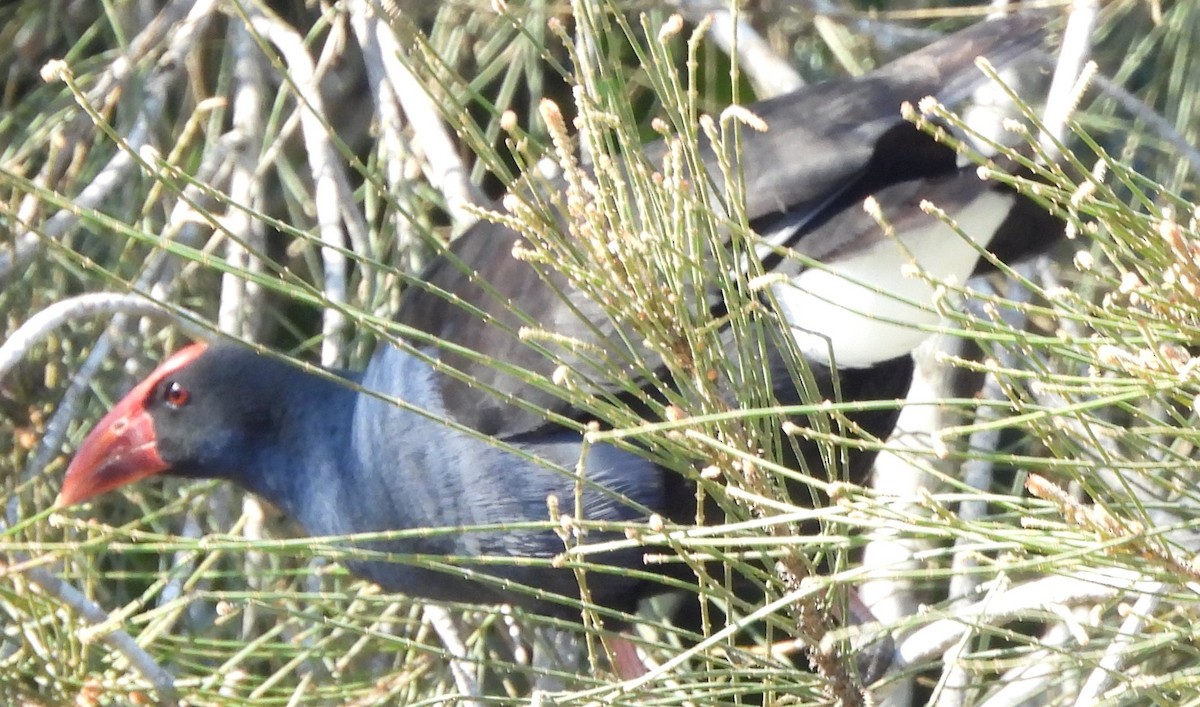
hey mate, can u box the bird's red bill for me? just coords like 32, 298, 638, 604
56, 343, 208, 508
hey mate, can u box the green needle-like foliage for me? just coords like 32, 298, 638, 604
2, 0, 1198, 705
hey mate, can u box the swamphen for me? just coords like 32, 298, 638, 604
58, 341, 676, 620
55, 14, 1060, 656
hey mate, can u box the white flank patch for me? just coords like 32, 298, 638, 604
773, 190, 1014, 368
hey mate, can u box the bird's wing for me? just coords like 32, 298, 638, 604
394, 221, 636, 436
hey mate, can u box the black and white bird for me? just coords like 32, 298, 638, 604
396, 13, 1060, 470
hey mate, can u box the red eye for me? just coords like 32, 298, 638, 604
163, 381, 190, 409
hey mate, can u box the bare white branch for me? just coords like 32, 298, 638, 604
244, 9, 353, 366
